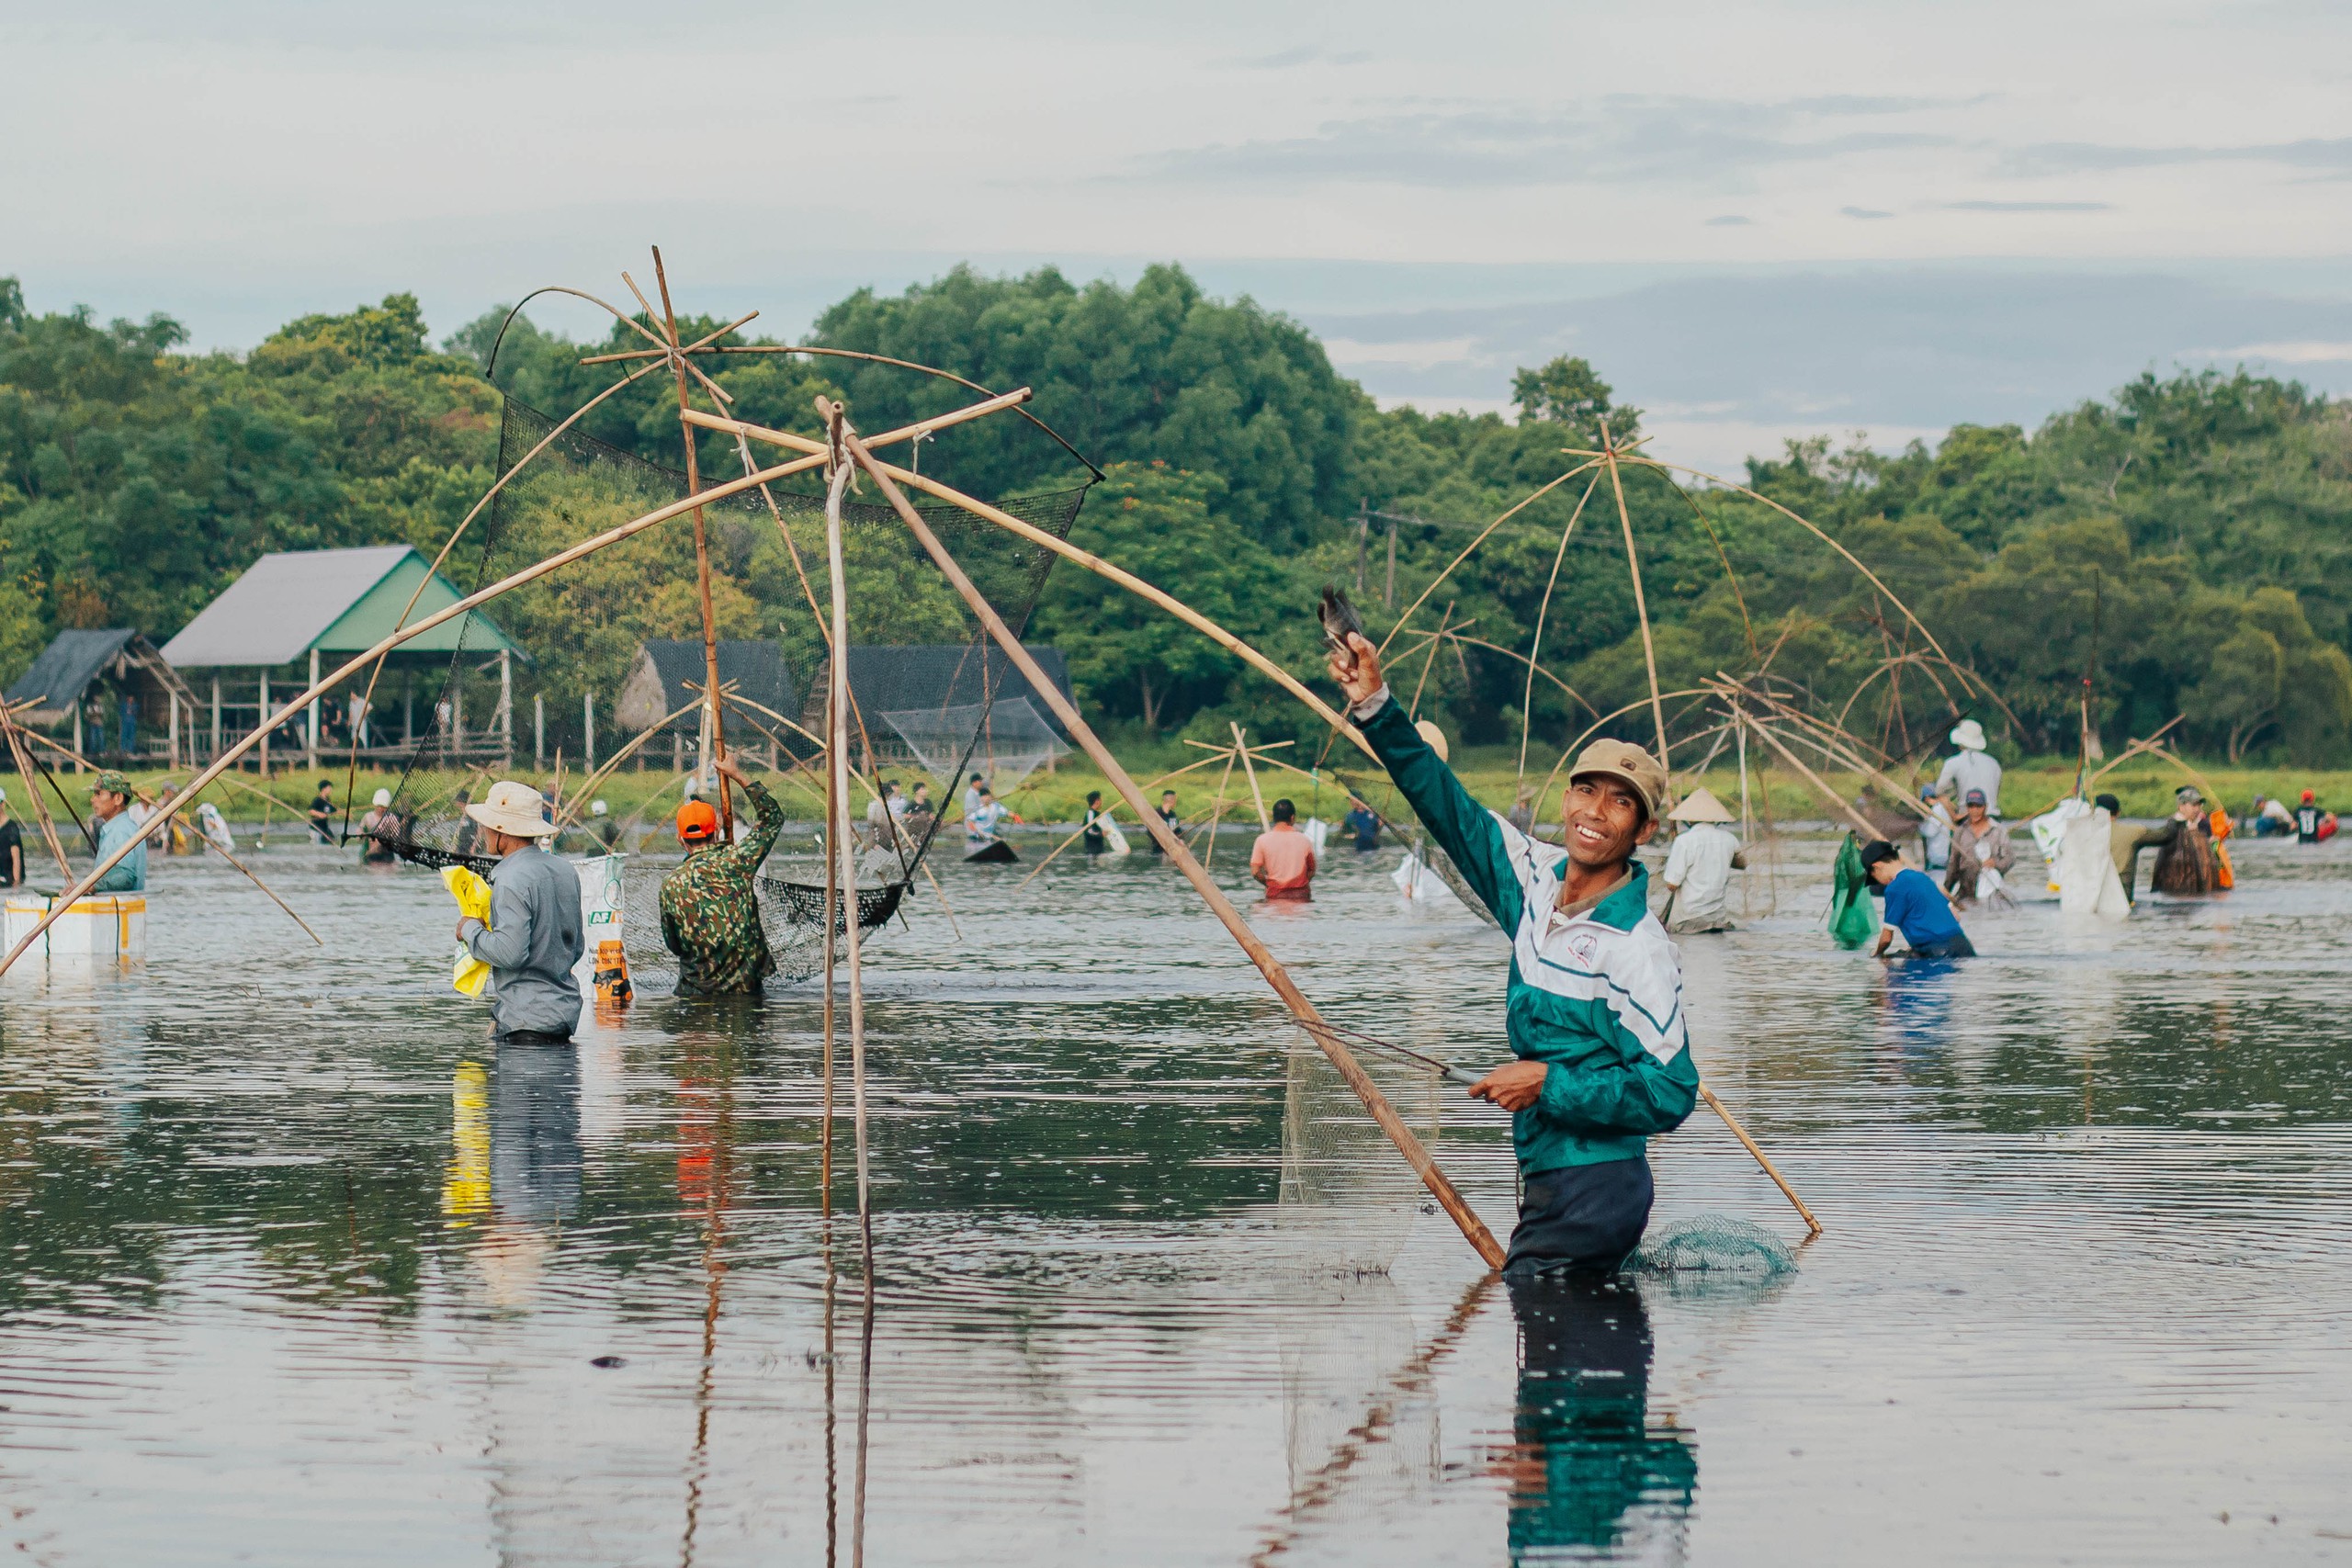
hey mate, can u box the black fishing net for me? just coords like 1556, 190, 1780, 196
369, 392, 1085, 987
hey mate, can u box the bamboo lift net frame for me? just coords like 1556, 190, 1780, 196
5, 253, 1929, 1260
368, 386, 1084, 986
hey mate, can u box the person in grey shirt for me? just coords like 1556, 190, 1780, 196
1935, 718, 2003, 817
454, 781, 584, 1041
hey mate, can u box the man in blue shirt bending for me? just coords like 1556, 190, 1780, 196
1860, 840, 1973, 958
1328, 629, 1697, 1276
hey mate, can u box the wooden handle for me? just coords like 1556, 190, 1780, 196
1699, 1080, 1821, 1236
831, 409, 1507, 1271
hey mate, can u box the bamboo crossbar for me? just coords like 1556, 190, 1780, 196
0, 446, 831, 977
682, 388, 1034, 456
1376, 459, 1602, 660
1733, 708, 1883, 840
701, 411, 1377, 761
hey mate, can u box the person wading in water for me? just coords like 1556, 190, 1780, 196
1327, 629, 1698, 1275
455, 780, 584, 1043
659, 755, 785, 998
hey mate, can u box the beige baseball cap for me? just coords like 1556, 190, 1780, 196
1567, 739, 1668, 821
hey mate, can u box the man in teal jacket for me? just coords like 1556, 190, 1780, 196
1329, 632, 1698, 1274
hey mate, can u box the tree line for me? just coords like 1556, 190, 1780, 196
4, 266, 2348, 766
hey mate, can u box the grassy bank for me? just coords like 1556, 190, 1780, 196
39, 745, 2347, 834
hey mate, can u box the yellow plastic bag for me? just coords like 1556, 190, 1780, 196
442, 865, 493, 997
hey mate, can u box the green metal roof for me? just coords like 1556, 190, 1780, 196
163, 546, 518, 667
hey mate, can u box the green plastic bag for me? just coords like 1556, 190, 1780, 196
1828, 833, 1880, 950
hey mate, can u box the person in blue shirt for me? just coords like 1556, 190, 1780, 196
1860, 840, 1973, 958
1341, 795, 1381, 852
87, 772, 148, 893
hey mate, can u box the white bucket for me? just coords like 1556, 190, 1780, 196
571, 853, 625, 988
4, 895, 144, 961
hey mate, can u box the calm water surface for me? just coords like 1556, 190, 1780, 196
3, 825, 2349, 1565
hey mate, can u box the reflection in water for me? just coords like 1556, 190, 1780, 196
445, 1045, 583, 1308
1870, 956, 1963, 1056
494, 1041, 583, 1226
1506, 1275, 1696, 1564
7, 837, 2352, 1563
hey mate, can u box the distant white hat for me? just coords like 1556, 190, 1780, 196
591, 799, 608, 817
683, 776, 702, 799
371, 788, 392, 807
463, 780, 560, 839
1949, 718, 1987, 751
1668, 785, 1734, 824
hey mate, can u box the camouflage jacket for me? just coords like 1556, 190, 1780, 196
659, 780, 785, 995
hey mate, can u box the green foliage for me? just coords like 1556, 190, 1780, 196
0, 282, 494, 672
1510, 355, 1640, 444
6, 266, 2352, 768
1028, 461, 1257, 732
808, 265, 1363, 549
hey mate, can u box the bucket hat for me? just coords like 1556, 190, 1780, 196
463, 780, 560, 839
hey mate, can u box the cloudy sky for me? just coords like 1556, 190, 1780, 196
7, 0, 2351, 468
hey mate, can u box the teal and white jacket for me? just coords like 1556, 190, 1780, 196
1360, 694, 1698, 1174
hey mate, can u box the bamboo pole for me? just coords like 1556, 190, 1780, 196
201, 836, 324, 947
1698, 1082, 1821, 1236
820, 443, 878, 1547
1518, 469, 1604, 785
648, 249, 735, 839
681, 389, 1034, 468
1200, 748, 1238, 868
1601, 420, 1672, 773
1, 714, 73, 879
820, 725, 838, 1223
0, 443, 830, 977
699, 410, 1377, 761
834, 405, 1506, 1271
1736, 708, 1883, 840
1232, 722, 1270, 830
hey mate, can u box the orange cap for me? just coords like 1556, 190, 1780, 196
676, 800, 719, 841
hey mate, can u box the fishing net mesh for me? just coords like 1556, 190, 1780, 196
1630, 1213, 1797, 1276
371, 393, 1085, 987
880, 695, 1067, 793
1278, 1029, 1444, 1275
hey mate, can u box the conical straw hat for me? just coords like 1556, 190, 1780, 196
1668, 785, 1734, 823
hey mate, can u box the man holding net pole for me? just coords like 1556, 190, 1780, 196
1327, 630, 1698, 1275
659, 754, 786, 998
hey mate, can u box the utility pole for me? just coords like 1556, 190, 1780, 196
1355, 501, 1368, 594
1385, 515, 1397, 608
